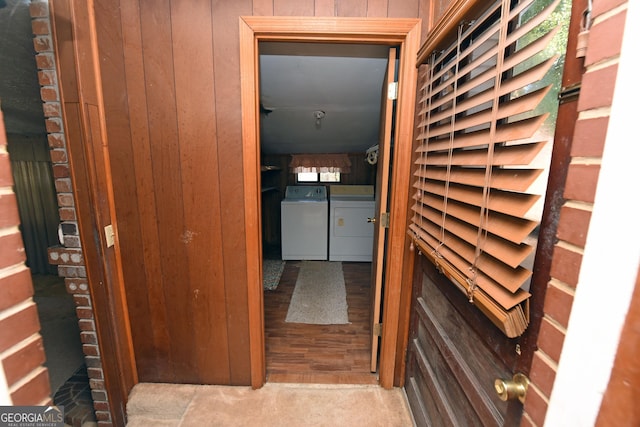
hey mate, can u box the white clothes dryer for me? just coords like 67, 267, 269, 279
329, 185, 375, 262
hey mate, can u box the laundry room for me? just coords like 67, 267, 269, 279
258, 41, 394, 263
258, 41, 397, 380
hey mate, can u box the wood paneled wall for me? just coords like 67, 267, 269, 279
91, 0, 427, 385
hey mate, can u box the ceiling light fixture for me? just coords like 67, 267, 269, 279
313, 110, 326, 128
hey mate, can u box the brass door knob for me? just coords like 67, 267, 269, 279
367, 217, 376, 223
494, 373, 529, 403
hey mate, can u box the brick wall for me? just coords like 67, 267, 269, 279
0, 106, 51, 406
30, 1, 112, 425
522, 1, 628, 425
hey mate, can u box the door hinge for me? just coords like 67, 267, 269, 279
104, 224, 115, 248
373, 323, 383, 336
387, 82, 398, 100
380, 212, 390, 228
558, 83, 581, 104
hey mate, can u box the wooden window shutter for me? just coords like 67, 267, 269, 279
409, 0, 561, 338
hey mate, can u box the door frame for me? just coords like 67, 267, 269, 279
239, 16, 421, 389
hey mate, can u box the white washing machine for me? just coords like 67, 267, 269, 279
281, 185, 328, 260
329, 185, 376, 262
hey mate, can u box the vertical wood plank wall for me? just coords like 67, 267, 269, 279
90, 0, 429, 384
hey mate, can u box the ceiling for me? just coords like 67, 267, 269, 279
259, 42, 392, 155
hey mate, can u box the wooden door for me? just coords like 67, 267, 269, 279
403, 0, 582, 423
405, 257, 528, 425
370, 47, 397, 373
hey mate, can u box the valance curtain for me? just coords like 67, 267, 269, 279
409, 0, 560, 338
289, 154, 351, 173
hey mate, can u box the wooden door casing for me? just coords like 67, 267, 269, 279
240, 16, 421, 388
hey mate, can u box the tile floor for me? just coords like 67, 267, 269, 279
126, 382, 416, 426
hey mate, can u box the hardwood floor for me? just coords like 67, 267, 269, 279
264, 261, 378, 384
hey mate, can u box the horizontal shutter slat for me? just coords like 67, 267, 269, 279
418, 114, 548, 152
418, 141, 546, 167
427, 85, 551, 139
408, 226, 531, 300
417, 180, 540, 217
412, 192, 538, 243
413, 202, 534, 268
414, 166, 544, 193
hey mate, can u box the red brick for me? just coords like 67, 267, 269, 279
82, 344, 100, 356
40, 87, 58, 102
10, 368, 51, 406
48, 246, 83, 265
63, 235, 82, 248
76, 307, 94, 320
78, 319, 95, 331
49, 148, 67, 163
54, 177, 72, 193
42, 102, 61, 118
47, 133, 65, 148
87, 367, 104, 380
81, 331, 98, 344
31, 19, 50, 35
529, 351, 557, 399
0, 232, 27, 269
91, 390, 107, 402
33, 35, 51, 52
549, 245, 582, 288
85, 356, 102, 369
522, 383, 549, 427
1, 335, 46, 386
35, 53, 55, 69
59, 207, 77, 221
544, 282, 574, 329
37, 70, 56, 86
0, 267, 33, 312
592, 0, 626, 16
57, 193, 75, 207
95, 411, 111, 422
520, 413, 535, 427
90, 379, 105, 390
556, 205, 591, 248
74, 295, 92, 307
570, 116, 609, 158
0, 153, 13, 186
66, 278, 90, 294
52, 164, 70, 178
577, 64, 618, 111
93, 400, 109, 411
538, 318, 566, 363
0, 193, 20, 228
58, 265, 86, 278
29, 2, 49, 18
0, 303, 40, 353
45, 117, 62, 132
584, 10, 626, 67
563, 164, 600, 203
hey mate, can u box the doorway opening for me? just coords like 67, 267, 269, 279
258, 41, 394, 384
240, 16, 421, 389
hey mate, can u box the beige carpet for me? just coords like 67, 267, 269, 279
285, 261, 349, 325
126, 382, 415, 426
